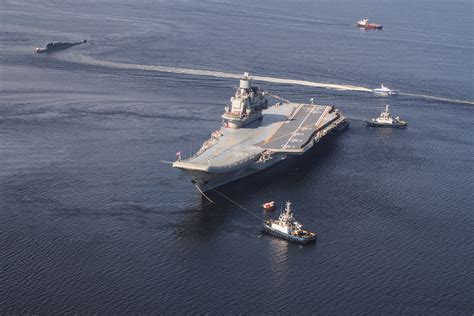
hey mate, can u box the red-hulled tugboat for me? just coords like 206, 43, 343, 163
357, 19, 383, 30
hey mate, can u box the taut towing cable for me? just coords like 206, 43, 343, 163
193, 183, 214, 203
203, 184, 263, 221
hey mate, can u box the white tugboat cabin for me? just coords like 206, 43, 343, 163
367, 105, 407, 128
262, 201, 316, 244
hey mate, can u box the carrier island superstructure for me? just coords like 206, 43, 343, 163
173, 73, 347, 192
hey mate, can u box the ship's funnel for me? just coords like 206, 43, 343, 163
239, 72, 252, 89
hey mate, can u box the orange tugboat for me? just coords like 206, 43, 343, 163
357, 19, 383, 30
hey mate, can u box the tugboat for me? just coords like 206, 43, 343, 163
357, 18, 383, 30
373, 84, 399, 96
262, 201, 316, 244
34, 40, 87, 53
367, 105, 407, 128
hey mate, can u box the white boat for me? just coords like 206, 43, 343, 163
262, 201, 316, 244
366, 105, 407, 128
373, 84, 399, 96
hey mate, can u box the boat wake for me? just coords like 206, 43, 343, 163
399, 92, 474, 106
57, 54, 473, 105
58, 54, 372, 92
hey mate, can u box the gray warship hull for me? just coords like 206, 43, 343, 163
35, 40, 87, 53
173, 101, 346, 192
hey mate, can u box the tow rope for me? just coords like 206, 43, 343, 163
194, 183, 214, 203
204, 184, 263, 220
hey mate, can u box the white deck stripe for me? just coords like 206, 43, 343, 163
283, 104, 318, 149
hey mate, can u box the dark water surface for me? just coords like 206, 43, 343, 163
1, 0, 473, 314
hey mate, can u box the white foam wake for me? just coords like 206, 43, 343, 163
61, 54, 474, 105
399, 93, 474, 106
67, 54, 372, 92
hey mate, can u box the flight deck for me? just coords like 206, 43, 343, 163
260, 104, 334, 151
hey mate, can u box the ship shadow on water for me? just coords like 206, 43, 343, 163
202, 128, 346, 205
173, 204, 231, 241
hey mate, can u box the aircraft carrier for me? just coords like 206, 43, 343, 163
173, 73, 347, 192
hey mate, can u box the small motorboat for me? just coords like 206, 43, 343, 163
357, 18, 383, 30
366, 105, 407, 128
262, 201, 276, 211
373, 84, 399, 96
262, 201, 316, 244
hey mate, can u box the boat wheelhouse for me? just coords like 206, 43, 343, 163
262, 201, 316, 244
367, 105, 407, 128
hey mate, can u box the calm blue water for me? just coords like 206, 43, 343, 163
1, 0, 473, 314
